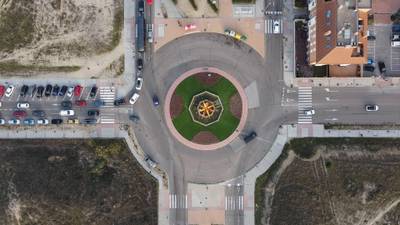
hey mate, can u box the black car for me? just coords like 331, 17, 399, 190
20, 85, 29, 97
61, 101, 72, 109
114, 98, 125, 106
367, 35, 376, 41
87, 110, 100, 116
89, 86, 98, 98
30, 85, 37, 97
59, 85, 68, 96
129, 114, 140, 122
364, 65, 375, 72
83, 118, 97, 124
51, 119, 63, 124
137, 58, 143, 71
45, 84, 52, 97
52, 85, 60, 96
32, 110, 45, 117
37, 86, 44, 98
243, 131, 257, 143
378, 61, 386, 74
153, 95, 159, 106
138, 0, 144, 14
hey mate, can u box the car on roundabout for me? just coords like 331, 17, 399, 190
23, 119, 35, 126
37, 119, 49, 125
17, 102, 30, 109
8, 119, 20, 125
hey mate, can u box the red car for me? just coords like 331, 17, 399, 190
74, 85, 82, 97
75, 100, 87, 107
13, 110, 27, 118
146, 0, 153, 5
0, 85, 4, 97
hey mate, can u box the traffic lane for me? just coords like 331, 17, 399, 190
313, 103, 400, 124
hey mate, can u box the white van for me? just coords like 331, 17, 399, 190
147, 24, 153, 43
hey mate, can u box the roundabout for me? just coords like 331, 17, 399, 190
164, 67, 248, 150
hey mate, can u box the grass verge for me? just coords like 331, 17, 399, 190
0, 61, 81, 73
189, 0, 198, 10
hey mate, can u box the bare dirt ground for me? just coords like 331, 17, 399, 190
0, 0, 124, 77
0, 139, 157, 225
256, 138, 400, 225
174, 0, 217, 18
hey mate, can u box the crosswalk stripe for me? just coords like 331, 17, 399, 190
298, 86, 313, 124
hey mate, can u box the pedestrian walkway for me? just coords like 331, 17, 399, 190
225, 195, 243, 210
99, 86, 115, 108
169, 193, 187, 209
99, 114, 115, 124
265, 19, 282, 34
367, 26, 375, 62
297, 86, 312, 124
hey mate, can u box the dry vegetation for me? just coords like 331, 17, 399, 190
0, 0, 124, 77
256, 138, 400, 225
0, 139, 158, 225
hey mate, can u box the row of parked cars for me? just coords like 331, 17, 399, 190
0, 84, 95, 98
0, 117, 98, 125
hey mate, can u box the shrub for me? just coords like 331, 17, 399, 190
189, 0, 198, 10
207, 0, 219, 13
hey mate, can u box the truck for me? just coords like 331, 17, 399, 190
136, 14, 145, 52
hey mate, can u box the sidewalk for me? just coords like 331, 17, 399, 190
242, 124, 400, 225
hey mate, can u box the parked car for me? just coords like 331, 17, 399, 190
30, 85, 37, 97
224, 28, 247, 41
59, 85, 68, 96
146, 0, 153, 5
0, 85, 5, 97
0, 118, 5, 125
367, 35, 376, 41
66, 86, 74, 97
32, 110, 45, 117
365, 104, 379, 112
59, 110, 75, 116
8, 119, 20, 125
75, 100, 87, 107
114, 98, 125, 106
61, 101, 72, 109
137, 58, 143, 71
67, 118, 79, 124
13, 110, 27, 118
89, 86, 98, 98
364, 64, 375, 72
135, 77, 143, 90
153, 95, 159, 106
243, 131, 257, 143
273, 20, 281, 34
129, 114, 140, 122
37, 119, 49, 125
16, 102, 30, 109
20, 85, 29, 97
23, 119, 35, 126
87, 110, 100, 116
184, 24, 197, 31
5, 85, 15, 97
129, 93, 140, 105
51, 119, 63, 124
138, 0, 144, 13
45, 84, 52, 97
37, 86, 44, 98
52, 85, 60, 96
145, 156, 157, 168
74, 85, 83, 97
147, 23, 153, 43
378, 61, 386, 74
93, 99, 104, 107
83, 118, 98, 124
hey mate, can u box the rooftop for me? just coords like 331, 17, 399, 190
336, 0, 358, 46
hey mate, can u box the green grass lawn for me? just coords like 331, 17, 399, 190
172, 76, 240, 141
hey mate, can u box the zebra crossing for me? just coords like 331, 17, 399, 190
169, 194, 187, 209
99, 86, 115, 108
298, 86, 313, 124
265, 19, 282, 34
225, 195, 244, 210
100, 116, 115, 124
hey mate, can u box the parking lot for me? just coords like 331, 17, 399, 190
0, 84, 128, 126
367, 25, 400, 77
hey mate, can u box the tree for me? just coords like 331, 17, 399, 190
391, 9, 400, 24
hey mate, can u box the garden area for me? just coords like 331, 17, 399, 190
170, 72, 242, 144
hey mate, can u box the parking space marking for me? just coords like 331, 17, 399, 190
391, 46, 400, 71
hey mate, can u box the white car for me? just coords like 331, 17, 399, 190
135, 77, 143, 90
17, 102, 30, 109
273, 20, 281, 34
60, 110, 75, 116
129, 93, 140, 105
8, 119, 20, 125
0, 119, 5, 125
5, 85, 15, 97
66, 86, 74, 97
37, 119, 49, 125
304, 109, 315, 115
365, 104, 379, 112
145, 156, 157, 168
